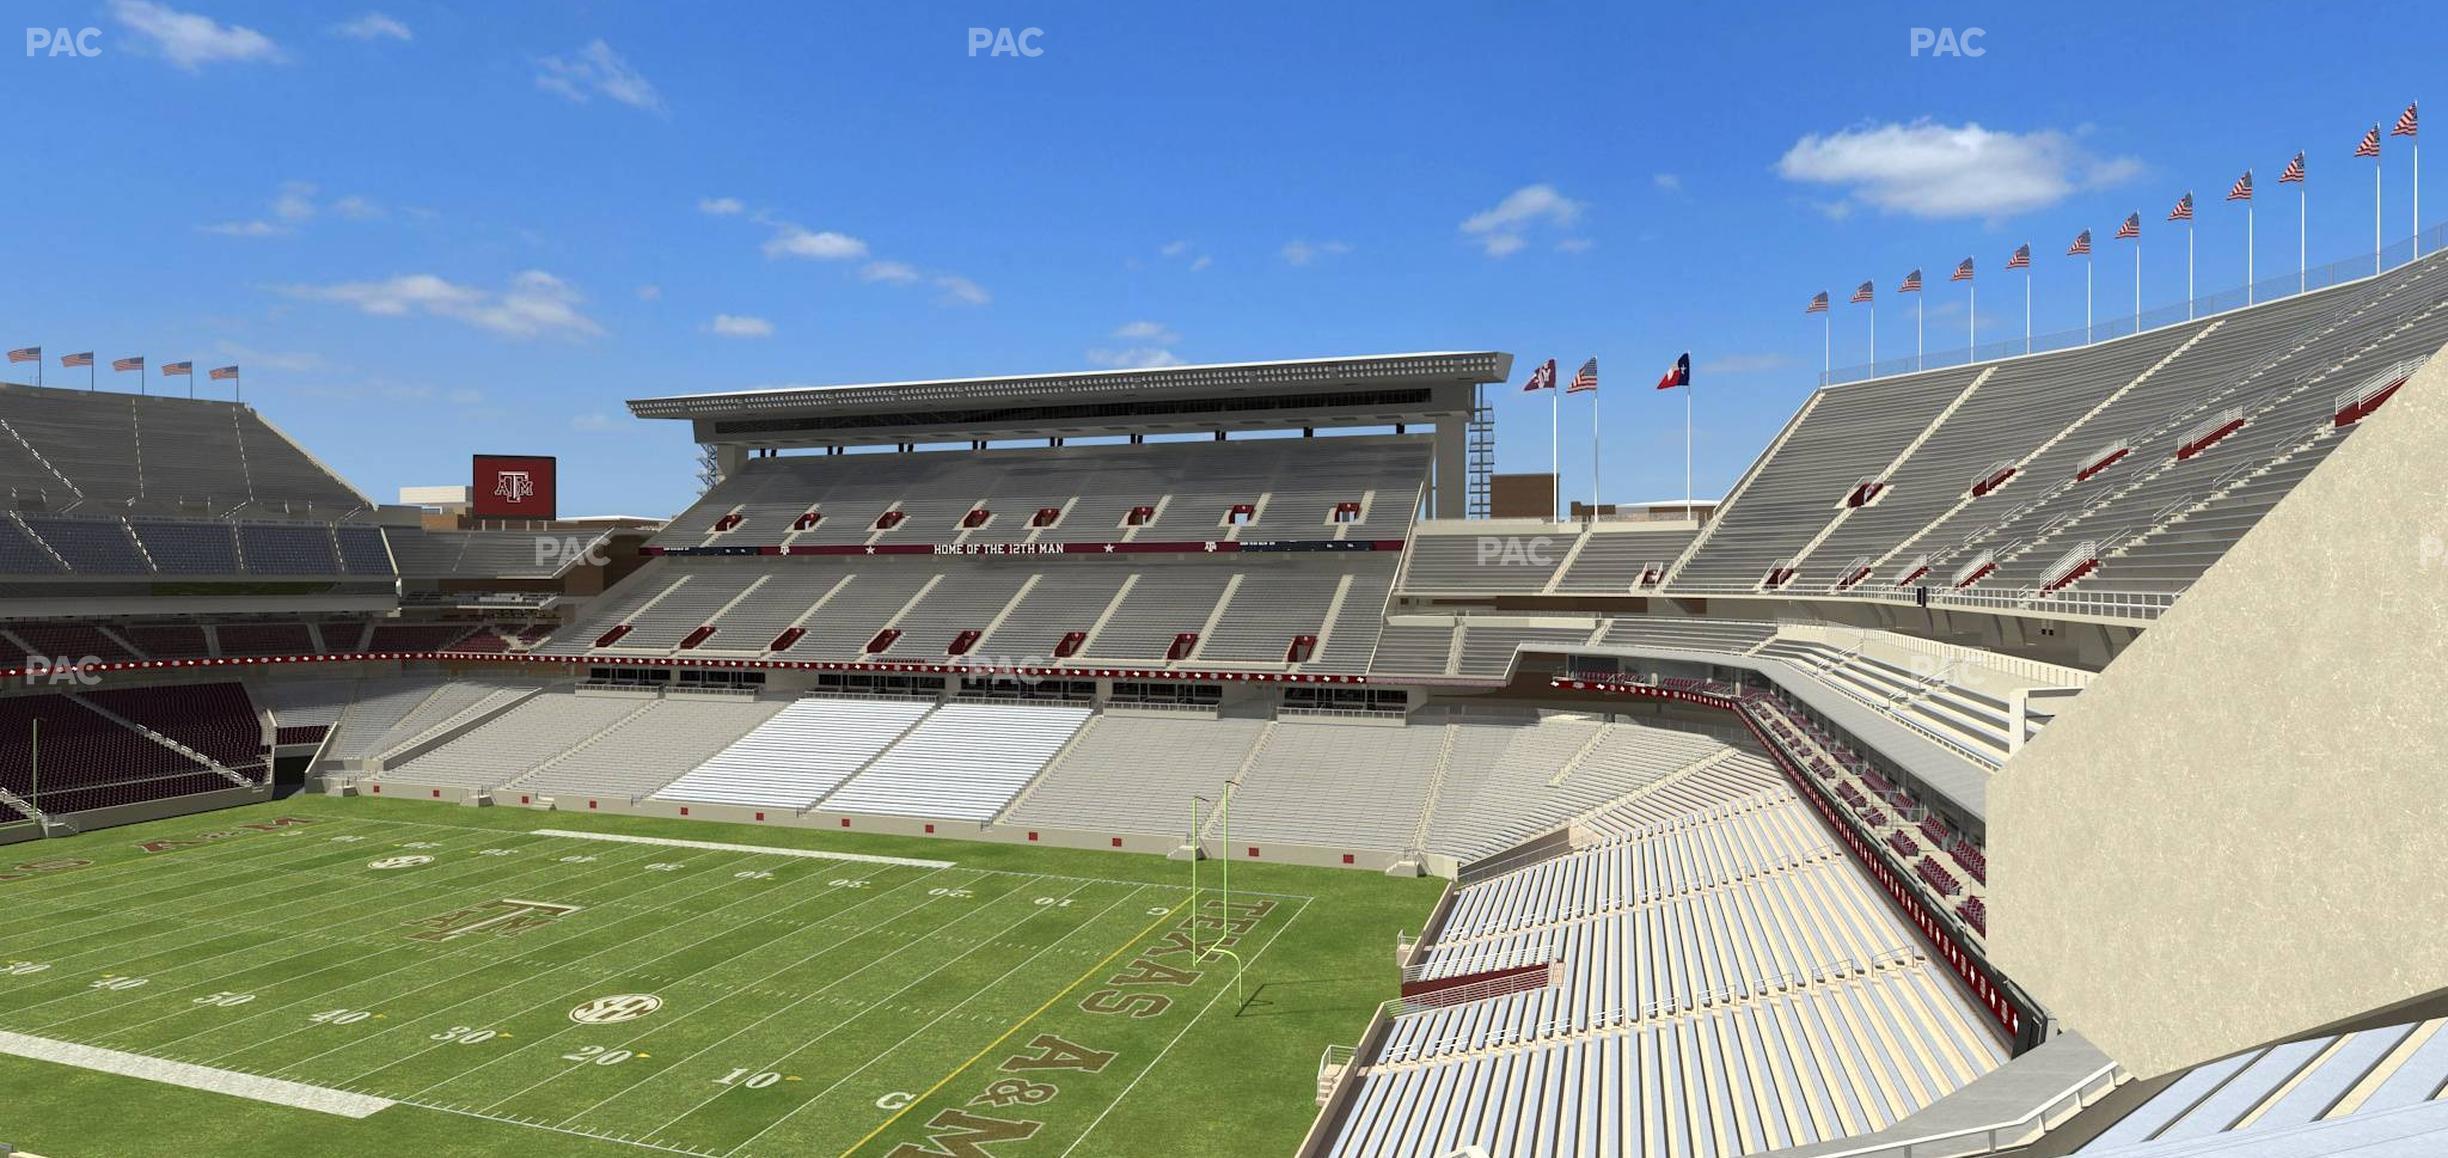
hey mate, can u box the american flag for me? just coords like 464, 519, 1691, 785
162, 361, 192, 376
2394, 101, 2419, 138
112, 356, 143, 372
2226, 171, 2253, 202
2279, 151, 2306, 184
5, 347, 36, 364
2115, 213, 2141, 240
2167, 192, 2194, 222
2356, 124, 2381, 158
2067, 229, 2093, 256
2006, 243, 2031, 270
1654, 352, 1690, 390
1950, 257, 1974, 282
1805, 290, 1830, 314
1849, 280, 1874, 304
1567, 357, 1599, 394
209, 365, 240, 381
1898, 269, 1923, 293
1522, 357, 1557, 392
60, 352, 93, 368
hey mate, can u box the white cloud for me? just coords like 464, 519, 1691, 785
1776, 120, 2142, 219
273, 181, 317, 222
332, 12, 410, 41
330, 194, 383, 220
211, 341, 326, 373
1653, 173, 1683, 193
110, 0, 281, 70
635, 284, 662, 301
933, 275, 990, 307
1190, 255, 1212, 272
570, 413, 617, 432
535, 40, 664, 115
697, 196, 744, 216
279, 270, 605, 339
1112, 320, 1179, 344
763, 223, 868, 261
1159, 240, 1192, 258
709, 313, 774, 338
1460, 184, 1584, 258
1281, 239, 1351, 266
202, 219, 285, 238
858, 260, 921, 284
1086, 347, 1185, 370
1555, 238, 1595, 254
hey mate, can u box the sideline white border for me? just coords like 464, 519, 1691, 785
0, 1029, 396, 1118
529, 828, 955, 868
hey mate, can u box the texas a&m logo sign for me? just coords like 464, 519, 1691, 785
472, 454, 558, 519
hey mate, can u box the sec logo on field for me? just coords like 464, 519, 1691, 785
368, 855, 434, 870
570, 994, 663, 1025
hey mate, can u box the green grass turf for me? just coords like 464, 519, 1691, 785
0, 795, 1442, 1157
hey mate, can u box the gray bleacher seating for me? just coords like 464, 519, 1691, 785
818, 702, 1091, 820
1003, 715, 1271, 835
653, 696, 936, 810
238, 523, 339, 575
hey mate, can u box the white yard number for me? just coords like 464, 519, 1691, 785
309, 1009, 374, 1026
558, 855, 599, 864
192, 991, 256, 1007
1034, 897, 1074, 908
89, 976, 148, 991
329, 835, 365, 843
928, 887, 974, 899
401, 841, 442, 849
736, 870, 776, 881
644, 862, 683, 872
824, 877, 866, 888
430, 1025, 499, 1045
715, 1067, 783, 1089
2, 961, 49, 976
477, 848, 515, 857
561, 1046, 636, 1066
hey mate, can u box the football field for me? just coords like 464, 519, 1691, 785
0, 797, 1440, 1156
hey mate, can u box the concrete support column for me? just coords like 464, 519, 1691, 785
1433, 420, 1468, 519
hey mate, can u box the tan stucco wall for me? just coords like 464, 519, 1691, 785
1993, 342, 2448, 1080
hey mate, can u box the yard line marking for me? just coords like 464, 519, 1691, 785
1060, 895, 1316, 1156
0, 819, 423, 923
442, 866, 1017, 1109
530, 829, 955, 868
609, 877, 1116, 1138
817, 893, 1196, 1158
0, 1027, 394, 1118
127, 850, 775, 1056
6, 843, 676, 1030
0, 830, 578, 960
344, 864, 962, 1089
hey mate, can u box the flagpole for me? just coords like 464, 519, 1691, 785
2133, 243, 2142, 327
1869, 301, 1876, 372
1683, 382, 1692, 516
2376, 150, 2384, 274
2299, 179, 2307, 292
1968, 283, 1977, 357
1549, 385, 1558, 523
2023, 268, 2032, 353
1822, 314, 1830, 383
2186, 222, 2195, 318
1915, 296, 1923, 370
2086, 255, 2094, 343
2413, 135, 2421, 259
2246, 202, 2255, 303
1589, 382, 1599, 523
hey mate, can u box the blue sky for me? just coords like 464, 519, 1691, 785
6, 1, 2440, 516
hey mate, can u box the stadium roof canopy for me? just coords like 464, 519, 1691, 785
625, 351, 1512, 449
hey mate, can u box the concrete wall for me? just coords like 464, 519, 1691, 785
1991, 343, 2448, 1079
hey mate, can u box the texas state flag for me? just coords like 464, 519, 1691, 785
1655, 352, 1691, 390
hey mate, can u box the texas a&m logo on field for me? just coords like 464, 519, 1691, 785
406, 898, 581, 943
472, 454, 557, 519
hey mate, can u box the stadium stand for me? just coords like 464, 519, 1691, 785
499, 696, 788, 800
1002, 714, 1273, 835
2071, 1017, 2448, 1153
379, 691, 649, 789
0, 384, 363, 515
652, 696, 935, 810
818, 701, 1092, 820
